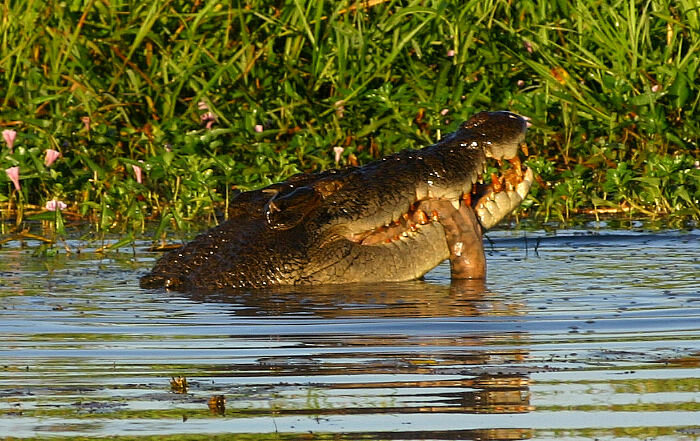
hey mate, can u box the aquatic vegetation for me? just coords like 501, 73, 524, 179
0, 0, 698, 244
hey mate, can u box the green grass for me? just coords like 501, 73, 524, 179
1, 0, 699, 243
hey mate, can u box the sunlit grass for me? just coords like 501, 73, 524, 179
1, 0, 698, 244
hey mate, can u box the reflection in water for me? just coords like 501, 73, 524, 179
188, 279, 497, 317
1, 228, 699, 439
189, 279, 534, 428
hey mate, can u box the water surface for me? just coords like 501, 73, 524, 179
1, 224, 699, 440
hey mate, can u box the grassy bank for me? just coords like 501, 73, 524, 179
1, 0, 699, 243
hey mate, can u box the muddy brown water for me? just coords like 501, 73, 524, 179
1, 223, 699, 440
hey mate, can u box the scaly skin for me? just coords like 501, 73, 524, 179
140, 111, 533, 290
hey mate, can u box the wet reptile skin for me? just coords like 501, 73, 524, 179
141, 111, 531, 290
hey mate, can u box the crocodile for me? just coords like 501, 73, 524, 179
140, 111, 533, 290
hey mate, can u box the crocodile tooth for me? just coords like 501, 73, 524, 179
517, 167, 534, 199
462, 192, 472, 206
451, 199, 461, 210
416, 209, 429, 224
491, 172, 503, 193
520, 142, 529, 156
509, 157, 523, 178
267, 200, 280, 213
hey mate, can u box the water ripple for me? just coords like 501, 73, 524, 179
1, 228, 698, 439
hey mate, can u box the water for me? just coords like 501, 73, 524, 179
1, 225, 699, 440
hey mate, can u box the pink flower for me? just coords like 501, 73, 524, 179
2, 129, 16, 152
517, 80, 525, 87
523, 41, 533, 53
651, 84, 661, 92
81, 116, 91, 132
440, 108, 449, 116
333, 146, 344, 165
131, 164, 143, 184
46, 200, 67, 211
45, 149, 61, 167
254, 124, 263, 133
446, 49, 455, 57
5, 166, 20, 191
197, 101, 217, 129
200, 112, 217, 129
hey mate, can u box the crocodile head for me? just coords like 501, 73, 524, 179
140, 111, 533, 290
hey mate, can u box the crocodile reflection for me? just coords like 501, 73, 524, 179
183, 280, 534, 439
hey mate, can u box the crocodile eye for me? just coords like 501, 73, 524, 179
264, 186, 321, 230
461, 111, 489, 129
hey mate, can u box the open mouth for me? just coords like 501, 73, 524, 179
345, 147, 533, 246
472, 155, 534, 230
